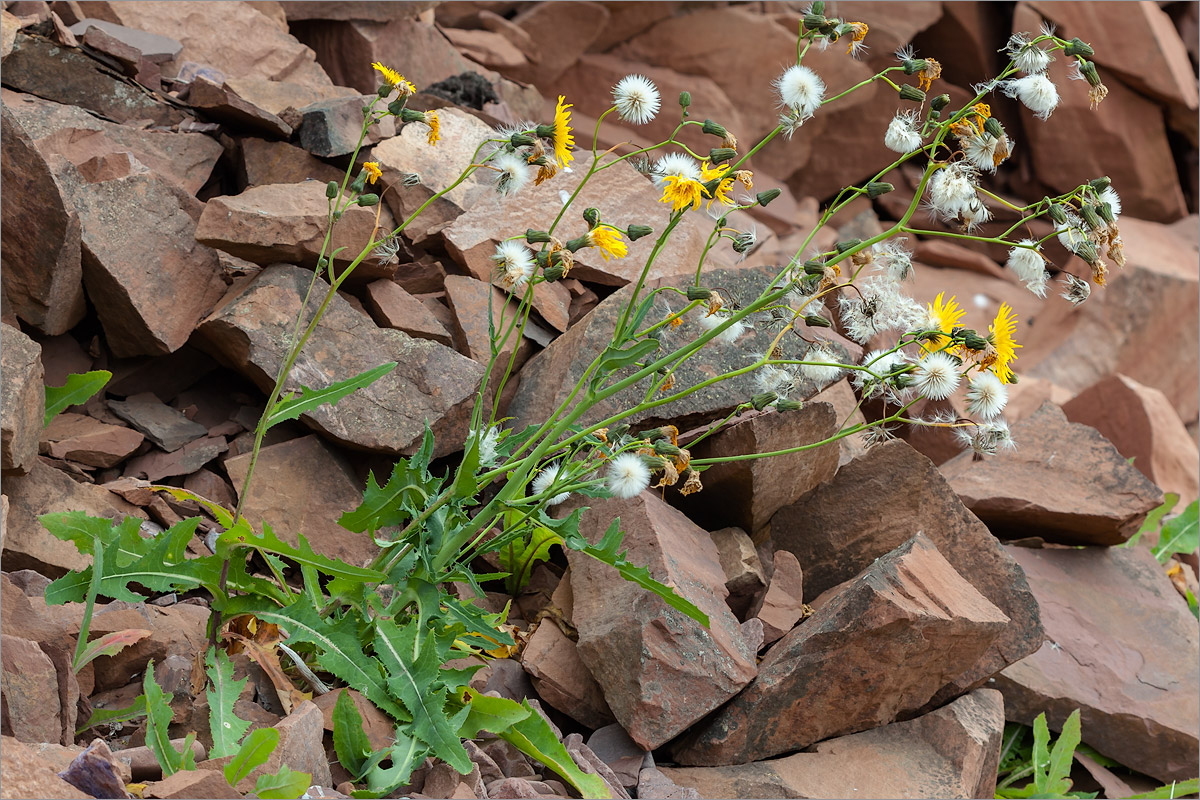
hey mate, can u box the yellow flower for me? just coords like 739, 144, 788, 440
700, 160, 736, 208
925, 292, 964, 354
844, 21, 868, 55
425, 111, 440, 146
660, 174, 705, 212
552, 95, 575, 168
371, 62, 415, 95
917, 57, 942, 92
362, 161, 382, 185
984, 302, 1021, 383
587, 227, 627, 261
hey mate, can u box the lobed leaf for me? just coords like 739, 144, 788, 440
206, 648, 252, 759
331, 690, 372, 780
44, 370, 111, 427
144, 661, 190, 777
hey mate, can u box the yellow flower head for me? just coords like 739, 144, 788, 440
587, 226, 628, 261
917, 57, 942, 92
660, 174, 705, 213
372, 62, 415, 96
552, 95, 575, 168
424, 111, 440, 146
985, 302, 1021, 383
362, 161, 382, 185
844, 21, 868, 55
925, 292, 964, 354
700, 160, 736, 208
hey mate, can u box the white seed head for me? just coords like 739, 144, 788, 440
774, 65, 825, 119
1000, 73, 1059, 120
652, 152, 702, 187
494, 240, 535, 290
532, 463, 571, 506
1006, 33, 1052, 73
965, 371, 1008, 419
1099, 186, 1121, 219
492, 151, 531, 196
884, 110, 923, 154
697, 311, 747, 344
913, 351, 961, 400
612, 74, 661, 125
606, 453, 650, 499
1006, 239, 1049, 297
928, 162, 979, 220
955, 419, 1016, 455
797, 343, 845, 387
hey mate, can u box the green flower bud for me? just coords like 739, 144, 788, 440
756, 188, 781, 207
1080, 204, 1102, 231
399, 107, 427, 123
1097, 202, 1115, 225
1089, 176, 1111, 192
361, 104, 372, 118
702, 119, 728, 138
1048, 203, 1068, 225
543, 264, 565, 281
835, 238, 862, 254
962, 331, 989, 351
565, 235, 589, 252
349, 172, 367, 194
356, 193, 379, 206
645, 426, 673, 443
526, 229, 552, 244
535, 249, 551, 268
1064, 37, 1094, 57
1073, 238, 1099, 265
804, 314, 832, 328
679, 91, 691, 110
377, 83, 393, 98
325, 180, 339, 200
609, 424, 631, 440
387, 98, 406, 116
509, 133, 536, 148
930, 93, 951, 111
899, 85, 926, 103
751, 392, 778, 411
902, 58, 928, 75
803, 259, 827, 275
1078, 60, 1102, 87
583, 207, 600, 228
803, 13, 827, 30
866, 181, 894, 199
686, 286, 712, 301
627, 224, 654, 241
708, 147, 737, 164
983, 117, 1004, 138
775, 398, 804, 412
810, 0, 825, 14
653, 440, 683, 457
318, 257, 329, 269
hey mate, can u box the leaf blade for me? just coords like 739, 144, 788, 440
265, 362, 397, 430
225, 727, 279, 786
44, 370, 111, 427
206, 648, 252, 759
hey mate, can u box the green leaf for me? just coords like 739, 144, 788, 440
339, 436, 441, 533
265, 362, 397, 430
332, 690, 372, 779
597, 338, 659, 373
40, 511, 137, 557
255, 764, 311, 799
373, 617, 471, 774
498, 699, 610, 799
225, 727, 279, 786
452, 433, 481, 500
76, 695, 147, 735
457, 689, 530, 740
144, 661, 187, 777
1031, 713, 1052, 796
498, 522, 559, 594
1045, 709, 1081, 796
1127, 778, 1200, 799
44, 370, 111, 427
206, 648, 252, 759
214, 520, 385, 583
1153, 500, 1198, 564
359, 728, 430, 797
225, 598, 408, 722
74, 628, 152, 673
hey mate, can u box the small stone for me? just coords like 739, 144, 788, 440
42, 413, 145, 468
363, 279, 453, 346
1, 323, 44, 474
122, 436, 228, 482
585, 724, 649, 790
637, 767, 700, 800
268, 701, 333, 789
57, 738, 132, 800
144, 768, 232, 799
293, 93, 395, 157
750, 550, 804, 646
107, 393, 208, 452
563, 733, 631, 800
707, 527, 765, 619
519, 620, 615, 730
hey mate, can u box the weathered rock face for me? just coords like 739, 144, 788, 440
196, 264, 483, 456
750, 549, 804, 647
566, 491, 758, 751
941, 402, 1164, 545
40, 412, 144, 468
1, 324, 44, 474
55, 160, 227, 358
708, 526, 765, 619
0, 102, 85, 337
671, 534, 1009, 765
520, 619, 615, 730
509, 267, 840, 433
1062, 374, 1200, 504
0, 736, 90, 799
0, 634, 63, 745
293, 93, 396, 158
995, 544, 1200, 783
661, 688, 1005, 800
770, 439, 1044, 703
672, 403, 840, 537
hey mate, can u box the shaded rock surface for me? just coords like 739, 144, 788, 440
671, 534, 1008, 765
1, 323, 44, 474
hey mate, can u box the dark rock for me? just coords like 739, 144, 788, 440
293, 93, 394, 157
770, 439, 1044, 704
940, 402, 1164, 545
57, 738, 130, 800
108, 392, 208, 452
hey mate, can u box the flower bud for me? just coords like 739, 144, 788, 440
627, 224, 654, 241
756, 188, 781, 207
610, 424, 631, 440
318, 257, 329, 269
702, 119, 728, 138
803, 13, 827, 30
1080, 204, 1102, 231
899, 85, 926, 102
983, 117, 1004, 138
526, 229, 552, 244
535, 250, 551, 268
810, 0, 825, 12
803, 259, 826, 275
679, 91, 691, 110
804, 314, 832, 328
901, 58, 927, 75
387, 99, 406, 116
377, 83, 393, 98
1048, 203, 1068, 225
930, 93, 951, 111
835, 238, 862, 253
751, 392, 778, 411
775, 398, 804, 411
1089, 176, 1111, 192
349, 172, 367, 194
653, 440, 683, 457
1096, 202, 1115, 225
1073, 238, 1099, 264
686, 286, 712, 301
1064, 37, 1094, 57
961, 331, 988, 351
582, 207, 600, 228
399, 108, 427, 123
565, 235, 589, 252
325, 180, 339, 199
708, 147, 736, 164
1077, 59, 1102, 87
361, 104, 372, 118
543, 264, 565, 281
866, 181, 894, 199
356, 193, 379, 206
645, 426, 673, 443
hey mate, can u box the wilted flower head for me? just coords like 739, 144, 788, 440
1061, 273, 1092, 306
1005, 32, 1052, 73
955, 419, 1016, 455
1006, 240, 1049, 297
612, 74, 661, 125
1000, 73, 1059, 119
774, 65, 825, 119
837, 277, 924, 345
492, 151, 532, 197
961, 130, 1013, 173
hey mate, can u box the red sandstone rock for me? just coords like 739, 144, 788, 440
1, 324, 44, 474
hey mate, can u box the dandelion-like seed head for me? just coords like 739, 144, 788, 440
1006, 239, 1049, 298
606, 453, 651, 499
874, 239, 915, 282
774, 65, 825, 119
1006, 32, 1052, 74
955, 419, 1016, 455
492, 151, 532, 197
475, 425, 501, 467
1061, 274, 1092, 306
697, 311, 747, 344
913, 351, 961, 400
797, 343, 845, 387
532, 463, 571, 506
652, 153, 702, 187
965, 371, 1008, 419
928, 162, 980, 221
493, 239, 536, 290
1000, 73, 1059, 119
612, 74, 661, 125
884, 110, 923, 154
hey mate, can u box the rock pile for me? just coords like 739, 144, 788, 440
1, 2, 1197, 799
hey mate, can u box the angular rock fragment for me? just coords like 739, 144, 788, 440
519, 619, 614, 730
671, 534, 1008, 765
188, 75, 293, 138
238, 137, 345, 188
42, 412, 144, 468
197, 265, 482, 456
0, 736, 90, 799
707, 526, 765, 619
585, 724, 649, 790
1, 324, 44, 474
123, 436, 227, 482
994, 545, 1200, 784
771, 439, 1044, 703
661, 689, 1005, 799
750, 550, 804, 646
108, 392, 208, 452
674, 403, 840, 536
567, 492, 757, 751
941, 403, 1164, 545
362, 279, 452, 346
293, 93, 395, 157
0, 634, 62, 744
